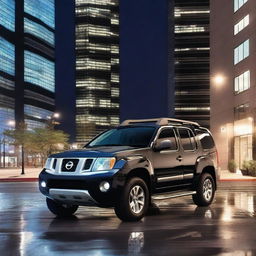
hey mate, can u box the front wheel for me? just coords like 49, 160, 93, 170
114, 177, 150, 222
192, 173, 215, 206
46, 198, 78, 217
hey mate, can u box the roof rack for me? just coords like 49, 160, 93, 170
120, 118, 199, 127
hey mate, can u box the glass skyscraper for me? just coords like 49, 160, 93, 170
174, 0, 210, 127
75, 0, 120, 143
0, 0, 55, 165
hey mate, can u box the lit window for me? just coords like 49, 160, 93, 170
234, 40, 249, 65
234, 15, 249, 35
24, 51, 55, 92
175, 25, 206, 33
0, 0, 15, 31
24, 0, 55, 28
24, 18, 54, 46
234, 70, 250, 94
234, 0, 248, 12
0, 37, 15, 76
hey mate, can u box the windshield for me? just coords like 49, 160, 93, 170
86, 126, 156, 148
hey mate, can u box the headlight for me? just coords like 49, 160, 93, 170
44, 158, 56, 174
44, 158, 53, 169
91, 157, 116, 172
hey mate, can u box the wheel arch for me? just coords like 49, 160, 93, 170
126, 168, 153, 193
201, 166, 217, 190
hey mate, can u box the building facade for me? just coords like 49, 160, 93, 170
0, 0, 55, 166
75, 0, 120, 143
174, 0, 210, 128
211, 0, 255, 170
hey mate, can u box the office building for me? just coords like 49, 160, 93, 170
174, 0, 210, 128
0, 0, 55, 165
119, 0, 210, 127
211, 0, 254, 170
75, 0, 120, 143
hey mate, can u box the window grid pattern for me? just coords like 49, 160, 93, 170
0, 107, 15, 137
75, 0, 120, 142
0, 37, 15, 76
234, 40, 249, 65
234, 70, 250, 94
234, 103, 250, 120
25, 119, 46, 130
234, 15, 249, 35
24, 18, 54, 46
24, 104, 53, 121
0, 0, 15, 31
24, 0, 55, 28
234, 0, 248, 12
24, 50, 55, 92
0, 75, 14, 90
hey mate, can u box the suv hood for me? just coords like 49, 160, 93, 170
50, 146, 139, 158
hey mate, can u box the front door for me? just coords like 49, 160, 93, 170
152, 127, 183, 190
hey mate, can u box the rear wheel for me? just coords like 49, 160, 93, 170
192, 173, 215, 206
114, 177, 149, 222
46, 198, 78, 217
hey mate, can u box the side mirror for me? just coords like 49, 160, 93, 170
154, 139, 172, 151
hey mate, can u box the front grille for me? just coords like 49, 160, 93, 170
83, 159, 93, 170
48, 179, 88, 190
61, 159, 79, 172
52, 158, 57, 169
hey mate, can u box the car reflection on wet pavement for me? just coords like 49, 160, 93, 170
0, 182, 256, 256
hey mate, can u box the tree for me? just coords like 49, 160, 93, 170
4, 123, 70, 173
3, 122, 30, 174
30, 128, 69, 165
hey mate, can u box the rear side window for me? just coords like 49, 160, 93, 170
157, 128, 178, 150
177, 128, 196, 151
195, 129, 215, 150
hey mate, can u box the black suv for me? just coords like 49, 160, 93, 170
39, 118, 219, 221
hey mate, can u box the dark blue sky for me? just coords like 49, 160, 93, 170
119, 0, 174, 121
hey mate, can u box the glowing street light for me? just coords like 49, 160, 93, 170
213, 74, 225, 86
53, 112, 60, 119
7, 120, 15, 127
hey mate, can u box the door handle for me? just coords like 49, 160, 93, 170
176, 156, 183, 161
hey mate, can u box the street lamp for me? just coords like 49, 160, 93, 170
212, 74, 225, 86
53, 112, 60, 119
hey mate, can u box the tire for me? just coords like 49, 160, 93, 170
114, 177, 150, 222
46, 198, 78, 217
192, 173, 215, 207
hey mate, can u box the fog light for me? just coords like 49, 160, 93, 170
99, 181, 110, 192
41, 181, 47, 188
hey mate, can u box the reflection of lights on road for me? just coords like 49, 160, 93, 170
128, 232, 144, 255
19, 212, 34, 256
204, 209, 213, 219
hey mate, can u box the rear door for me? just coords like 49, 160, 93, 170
176, 127, 198, 184
152, 127, 184, 189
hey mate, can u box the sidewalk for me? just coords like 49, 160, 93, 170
0, 168, 41, 182
0, 168, 256, 182
220, 170, 256, 181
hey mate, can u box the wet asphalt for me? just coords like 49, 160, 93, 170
0, 182, 256, 256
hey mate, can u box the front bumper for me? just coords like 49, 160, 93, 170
39, 168, 125, 206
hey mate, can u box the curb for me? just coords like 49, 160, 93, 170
220, 179, 256, 182
0, 178, 38, 182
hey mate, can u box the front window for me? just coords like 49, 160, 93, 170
87, 126, 156, 148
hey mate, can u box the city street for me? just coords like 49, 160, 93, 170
0, 183, 256, 255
